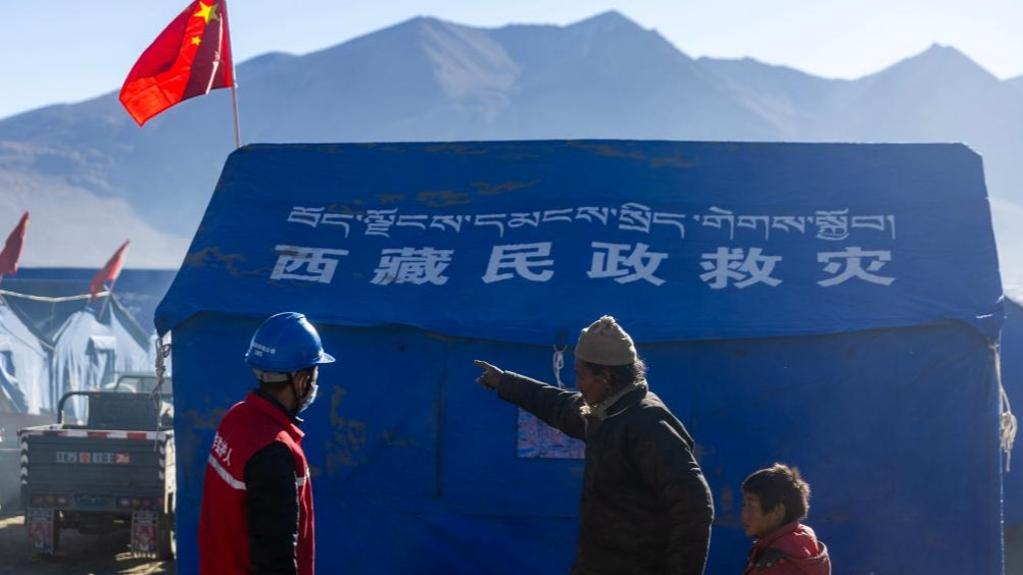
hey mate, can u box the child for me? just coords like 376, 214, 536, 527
741, 463, 831, 574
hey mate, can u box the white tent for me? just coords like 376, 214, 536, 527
51, 298, 152, 420
0, 298, 50, 414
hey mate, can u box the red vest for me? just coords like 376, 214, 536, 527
199, 392, 315, 575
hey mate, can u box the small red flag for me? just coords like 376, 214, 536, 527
90, 241, 131, 298
0, 212, 29, 278
119, 0, 234, 126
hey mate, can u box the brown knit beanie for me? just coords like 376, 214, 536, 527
574, 315, 637, 366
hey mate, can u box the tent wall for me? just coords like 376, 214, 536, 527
170, 315, 1002, 574
108, 301, 158, 374
51, 312, 115, 420
0, 300, 50, 414
51, 306, 153, 419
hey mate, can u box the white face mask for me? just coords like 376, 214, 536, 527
298, 370, 319, 413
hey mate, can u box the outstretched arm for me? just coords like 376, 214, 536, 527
474, 360, 587, 440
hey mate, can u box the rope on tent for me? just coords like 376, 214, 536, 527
552, 344, 567, 388
1002, 387, 1017, 472
996, 345, 1018, 471
0, 289, 110, 303
154, 334, 171, 399
151, 334, 173, 453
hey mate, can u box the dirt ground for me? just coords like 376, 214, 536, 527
1, 507, 1018, 575
0, 512, 173, 575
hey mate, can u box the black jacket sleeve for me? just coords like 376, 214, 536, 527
245, 441, 299, 575
631, 412, 714, 575
497, 371, 587, 440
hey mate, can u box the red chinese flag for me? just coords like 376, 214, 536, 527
0, 212, 29, 278
119, 0, 234, 126
90, 241, 131, 297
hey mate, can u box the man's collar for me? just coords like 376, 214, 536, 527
582, 380, 648, 420
252, 388, 304, 428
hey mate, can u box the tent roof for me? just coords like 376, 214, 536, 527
51, 298, 150, 353
0, 296, 52, 352
2, 268, 175, 339
156, 140, 1004, 344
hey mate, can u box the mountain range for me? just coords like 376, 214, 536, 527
1, 11, 1020, 286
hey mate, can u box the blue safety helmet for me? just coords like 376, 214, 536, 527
244, 312, 335, 373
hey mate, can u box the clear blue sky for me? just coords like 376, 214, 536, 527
2, 0, 1021, 119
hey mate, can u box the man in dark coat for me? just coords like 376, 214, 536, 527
475, 315, 714, 575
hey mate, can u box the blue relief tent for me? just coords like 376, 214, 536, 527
156, 141, 1005, 574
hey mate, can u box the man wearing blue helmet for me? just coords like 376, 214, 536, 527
200, 312, 334, 575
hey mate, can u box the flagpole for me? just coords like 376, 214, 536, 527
224, 0, 241, 149
230, 85, 241, 149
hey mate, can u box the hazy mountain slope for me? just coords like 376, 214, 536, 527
1008, 75, 1023, 94
0, 13, 1019, 274
830, 45, 1023, 200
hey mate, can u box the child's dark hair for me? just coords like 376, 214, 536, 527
742, 463, 810, 525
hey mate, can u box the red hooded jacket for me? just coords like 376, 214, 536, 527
743, 522, 830, 575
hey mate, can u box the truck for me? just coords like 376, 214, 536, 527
18, 388, 175, 558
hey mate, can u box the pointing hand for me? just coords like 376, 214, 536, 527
473, 360, 504, 391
